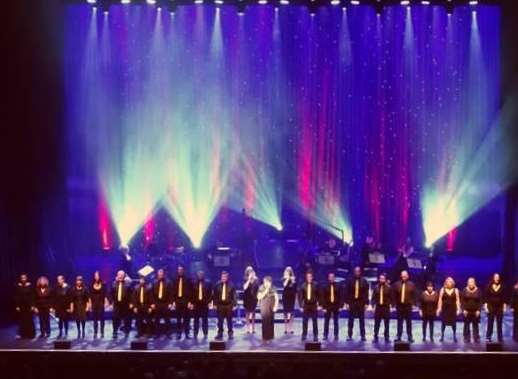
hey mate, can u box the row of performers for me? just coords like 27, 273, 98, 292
14, 266, 518, 343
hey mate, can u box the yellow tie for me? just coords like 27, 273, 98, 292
401, 282, 406, 303
198, 283, 203, 301
158, 281, 163, 300
330, 284, 335, 303
140, 287, 144, 304
178, 278, 183, 298
307, 283, 311, 301
222, 283, 226, 301
354, 280, 359, 299
117, 282, 122, 302
380, 285, 384, 305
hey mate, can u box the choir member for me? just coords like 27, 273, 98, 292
257, 276, 278, 343
243, 266, 260, 334
14, 274, 35, 339
34, 276, 52, 338
461, 277, 482, 343
89, 270, 107, 338
70, 275, 89, 339
419, 281, 439, 342
192, 270, 212, 339
372, 273, 391, 343
151, 268, 173, 337
110, 270, 132, 338
132, 276, 152, 338
282, 266, 297, 335
298, 271, 319, 341
321, 272, 342, 341
52, 275, 70, 339
392, 270, 417, 342
213, 271, 237, 340
510, 279, 518, 342
437, 277, 460, 342
345, 266, 369, 341
484, 273, 506, 342
172, 265, 193, 339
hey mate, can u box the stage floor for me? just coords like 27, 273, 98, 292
2, 316, 518, 353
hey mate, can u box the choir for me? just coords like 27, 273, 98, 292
13, 267, 518, 345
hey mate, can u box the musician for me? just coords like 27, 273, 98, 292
172, 265, 193, 339
484, 272, 506, 342
360, 235, 377, 268
70, 275, 89, 339
213, 271, 237, 340
89, 271, 107, 338
52, 275, 70, 339
151, 268, 173, 337
372, 273, 391, 343
392, 270, 417, 342
282, 266, 297, 335
131, 276, 152, 338
192, 270, 212, 339
34, 276, 52, 338
420, 281, 439, 342
437, 277, 460, 342
461, 277, 482, 343
298, 271, 320, 341
393, 238, 413, 281
110, 270, 132, 338
14, 274, 35, 339
243, 266, 260, 334
344, 266, 369, 341
320, 272, 342, 340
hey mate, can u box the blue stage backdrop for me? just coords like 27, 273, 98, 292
62, 4, 510, 273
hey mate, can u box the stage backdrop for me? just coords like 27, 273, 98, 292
63, 4, 507, 263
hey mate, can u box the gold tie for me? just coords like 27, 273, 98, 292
401, 282, 406, 303
307, 283, 311, 301
198, 283, 203, 301
380, 285, 384, 305
330, 284, 335, 303
222, 283, 226, 301
158, 281, 163, 300
117, 282, 122, 302
354, 280, 359, 299
178, 278, 183, 298
140, 287, 144, 304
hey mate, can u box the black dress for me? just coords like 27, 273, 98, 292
259, 285, 276, 341
421, 290, 439, 318
34, 286, 53, 336
440, 289, 458, 326
70, 286, 89, 321
282, 279, 297, 313
14, 282, 35, 338
243, 279, 259, 312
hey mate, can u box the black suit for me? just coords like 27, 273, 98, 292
213, 281, 237, 338
320, 282, 342, 338
132, 284, 152, 336
192, 279, 212, 337
372, 283, 391, 340
298, 281, 319, 340
110, 280, 133, 337
391, 280, 417, 341
151, 279, 173, 335
173, 275, 192, 337
345, 277, 369, 339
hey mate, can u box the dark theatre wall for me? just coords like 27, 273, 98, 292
2, 0, 518, 325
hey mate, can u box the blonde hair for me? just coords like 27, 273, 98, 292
244, 266, 256, 281
283, 266, 295, 281
444, 276, 455, 289
36, 276, 49, 288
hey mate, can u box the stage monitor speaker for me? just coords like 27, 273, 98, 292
394, 341, 411, 351
305, 341, 321, 351
486, 342, 503, 352
131, 341, 148, 350
54, 340, 72, 350
210, 340, 227, 350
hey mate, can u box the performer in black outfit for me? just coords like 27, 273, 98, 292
461, 277, 482, 343
70, 275, 89, 339
213, 271, 237, 340
151, 268, 173, 337
14, 274, 35, 339
110, 270, 132, 338
89, 270, 107, 338
511, 279, 518, 342
484, 272, 506, 342
372, 273, 391, 343
298, 271, 319, 341
392, 270, 416, 342
321, 272, 342, 340
243, 266, 260, 334
52, 275, 70, 339
192, 270, 212, 339
34, 276, 52, 338
257, 276, 279, 342
420, 281, 439, 342
437, 277, 460, 342
282, 266, 297, 334
132, 276, 152, 337
172, 265, 192, 339
345, 266, 369, 341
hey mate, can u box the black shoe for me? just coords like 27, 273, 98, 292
301, 336, 307, 341
346, 336, 352, 341
323, 335, 328, 341
394, 338, 401, 342
112, 333, 118, 339
334, 335, 339, 341
215, 334, 223, 340
185, 334, 192, 340
313, 336, 318, 342
57, 332, 63, 339
176, 334, 182, 340
203, 333, 208, 339
361, 336, 367, 342
373, 337, 379, 343
385, 338, 390, 343
228, 333, 234, 340
408, 338, 414, 343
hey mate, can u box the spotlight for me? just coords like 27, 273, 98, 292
121, 0, 130, 4
146, 0, 156, 4
276, 224, 283, 232
331, 0, 340, 5
215, 0, 224, 4
86, 0, 97, 4
194, 0, 203, 3
421, 0, 430, 4
469, 0, 478, 5
258, 0, 268, 4
400, 0, 409, 5
280, 0, 289, 4
350, 0, 360, 5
